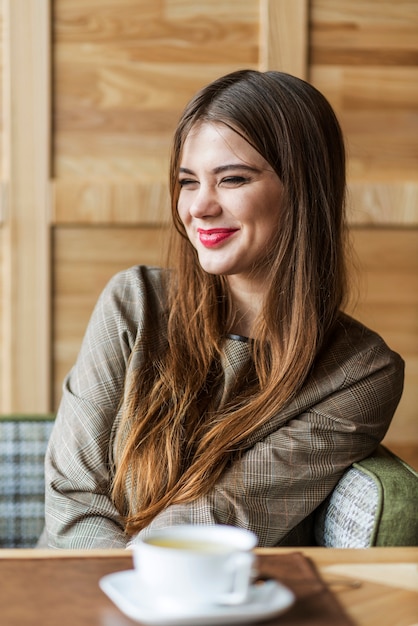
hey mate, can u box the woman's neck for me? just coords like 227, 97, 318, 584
226, 275, 266, 338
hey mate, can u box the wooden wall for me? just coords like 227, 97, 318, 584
0, 0, 417, 452
308, 2, 418, 447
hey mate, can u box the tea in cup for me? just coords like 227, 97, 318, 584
132, 524, 258, 612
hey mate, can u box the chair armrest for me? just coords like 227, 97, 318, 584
314, 445, 418, 547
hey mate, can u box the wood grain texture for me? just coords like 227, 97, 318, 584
53, 0, 259, 178
0, 4, 3, 399
52, 226, 169, 406
347, 228, 418, 443
260, 0, 309, 78
0, 230, 3, 394
0, 550, 416, 626
0, 6, 3, 181
53, 0, 259, 63
310, 0, 418, 66
310, 1, 417, 446
1, 0, 51, 412
348, 182, 418, 225
52, 180, 170, 224
310, 0, 418, 218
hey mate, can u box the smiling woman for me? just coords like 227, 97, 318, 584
41, 70, 404, 550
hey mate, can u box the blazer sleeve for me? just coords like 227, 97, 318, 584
130, 328, 404, 547
44, 267, 153, 549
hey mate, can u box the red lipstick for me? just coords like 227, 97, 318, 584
197, 228, 238, 248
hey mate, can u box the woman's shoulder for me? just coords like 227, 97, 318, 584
331, 312, 400, 355
106, 264, 167, 292
316, 312, 404, 381
92, 265, 170, 339
101, 265, 168, 308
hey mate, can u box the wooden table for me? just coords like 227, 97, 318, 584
0, 547, 416, 626
269, 547, 418, 626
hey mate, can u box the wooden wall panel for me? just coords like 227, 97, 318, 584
347, 229, 418, 443
0, 4, 3, 394
348, 182, 418, 225
310, 1, 418, 223
0, 231, 3, 392
52, 0, 259, 180
50, 0, 263, 408
309, 0, 418, 448
310, 1, 418, 66
0, 4, 3, 181
0, 0, 2, 387
1, 0, 51, 412
260, 0, 308, 78
312, 65, 418, 202
52, 180, 170, 225
52, 226, 168, 405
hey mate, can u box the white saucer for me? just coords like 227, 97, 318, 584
99, 569, 295, 626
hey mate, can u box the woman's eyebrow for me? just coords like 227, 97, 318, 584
213, 164, 260, 174
179, 164, 260, 175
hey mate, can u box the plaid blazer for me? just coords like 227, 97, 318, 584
42, 266, 404, 549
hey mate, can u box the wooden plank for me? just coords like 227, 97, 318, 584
51, 179, 418, 226
52, 0, 259, 179
310, 0, 418, 66
1, 0, 51, 412
0, 5, 4, 398
52, 63, 248, 178
309, 65, 418, 183
309, 3, 418, 215
52, 226, 169, 407
53, 0, 259, 65
51, 180, 170, 225
347, 228, 418, 444
259, 0, 309, 79
0, 229, 3, 394
0, 181, 7, 225
0, 4, 3, 181
347, 228, 418, 353
348, 182, 418, 225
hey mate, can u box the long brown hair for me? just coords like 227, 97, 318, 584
112, 70, 348, 535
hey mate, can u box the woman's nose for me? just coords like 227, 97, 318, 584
189, 185, 222, 218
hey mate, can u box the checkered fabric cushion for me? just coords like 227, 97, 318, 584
0, 416, 54, 548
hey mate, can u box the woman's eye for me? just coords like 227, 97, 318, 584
179, 178, 198, 188
221, 176, 250, 186
178, 175, 250, 188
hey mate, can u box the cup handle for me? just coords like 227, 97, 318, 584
218, 552, 255, 605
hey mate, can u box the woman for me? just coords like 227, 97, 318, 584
42, 70, 404, 548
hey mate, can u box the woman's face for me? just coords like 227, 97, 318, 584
177, 122, 283, 285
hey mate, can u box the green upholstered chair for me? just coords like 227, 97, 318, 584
1, 415, 417, 548
314, 445, 418, 547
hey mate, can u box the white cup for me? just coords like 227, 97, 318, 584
132, 524, 258, 612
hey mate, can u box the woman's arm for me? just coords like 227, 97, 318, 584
44, 266, 160, 548
131, 325, 404, 547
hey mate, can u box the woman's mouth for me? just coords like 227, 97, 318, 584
197, 228, 238, 248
